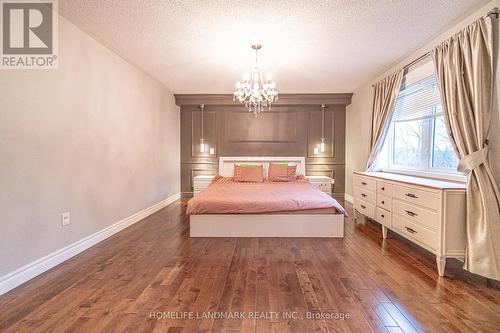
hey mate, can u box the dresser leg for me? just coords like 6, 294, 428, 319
382, 226, 388, 239
436, 256, 446, 276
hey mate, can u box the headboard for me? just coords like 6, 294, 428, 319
219, 156, 306, 178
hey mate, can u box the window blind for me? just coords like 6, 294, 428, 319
392, 75, 442, 122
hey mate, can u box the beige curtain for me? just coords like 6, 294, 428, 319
433, 16, 500, 280
366, 70, 404, 171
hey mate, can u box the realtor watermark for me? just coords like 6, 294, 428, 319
1, 0, 58, 69
148, 311, 351, 321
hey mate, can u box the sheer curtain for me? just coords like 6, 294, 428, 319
366, 70, 404, 171
433, 15, 500, 280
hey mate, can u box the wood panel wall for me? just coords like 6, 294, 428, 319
176, 94, 352, 198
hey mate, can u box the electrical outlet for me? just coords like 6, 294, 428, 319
209, 147, 215, 155
61, 212, 70, 226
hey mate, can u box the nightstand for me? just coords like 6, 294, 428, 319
193, 175, 215, 196
306, 176, 334, 196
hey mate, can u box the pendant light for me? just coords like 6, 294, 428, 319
320, 104, 327, 152
199, 104, 205, 153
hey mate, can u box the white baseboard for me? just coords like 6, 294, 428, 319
344, 193, 353, 203
0, 192, 180, 296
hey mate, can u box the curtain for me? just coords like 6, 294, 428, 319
433, 16, 500, 280
366, 69, 404, 171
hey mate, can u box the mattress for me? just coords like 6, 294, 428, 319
186, 176, 346, 215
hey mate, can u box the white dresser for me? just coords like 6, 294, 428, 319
306, 176, 334, 196
352, 171, 466, 276
193, 175, 215, 196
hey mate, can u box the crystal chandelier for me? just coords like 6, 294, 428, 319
233, 44, 278, 115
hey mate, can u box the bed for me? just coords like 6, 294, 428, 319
187, 157, 345, 237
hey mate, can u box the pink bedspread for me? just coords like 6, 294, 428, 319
186, 176, 346, 215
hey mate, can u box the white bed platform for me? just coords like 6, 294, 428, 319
189, 157, 345, 238
191, 214, 344, 237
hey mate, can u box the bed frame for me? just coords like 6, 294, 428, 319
190, 157, 344, 238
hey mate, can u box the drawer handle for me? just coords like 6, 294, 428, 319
381, 214, 385, 218
361, 193, 367, 197
381, 187, 385, 190
360, 204, 366, 209
405, 226, 418, 234
405, 210, 418, 217
361, 182, 367, 186
405, 193, 419, 199
381, 200, 385, 204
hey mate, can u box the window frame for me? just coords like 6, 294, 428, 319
380, 72, 465, 183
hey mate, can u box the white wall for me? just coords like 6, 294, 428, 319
345, 84, 373, 196
345, 0, 500, 196
0, 16, 180, 277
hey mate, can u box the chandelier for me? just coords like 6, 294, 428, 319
233, 44, 278, 115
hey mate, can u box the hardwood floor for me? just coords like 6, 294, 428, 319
1, 198, 499, 333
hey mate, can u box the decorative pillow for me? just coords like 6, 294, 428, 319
268, 163, 297, 182
234, 165, 264, 183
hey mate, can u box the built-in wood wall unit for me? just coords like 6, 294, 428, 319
175, 94, 353, 198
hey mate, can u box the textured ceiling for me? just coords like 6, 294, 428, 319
58, 0, 487, 93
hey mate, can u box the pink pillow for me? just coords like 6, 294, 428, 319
268, 163, 297, 182
234, 165, 264, 183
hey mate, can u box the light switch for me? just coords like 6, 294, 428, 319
313, 147, 319, 155
209, 147, 215, 155
61, 212, 70, 226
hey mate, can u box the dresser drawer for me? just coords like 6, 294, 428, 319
393, 215, 437, 250
354, 199, 375, 219
375, 207, 391, 228
311, 182, 332, 193
393, 199, 439, 231
393, 185, 440, 210
377, 194, 392, 211
193, 178, 213, 196
193, 181, 211, 190
193, 186, 210, 196
377, 181, 393, 197
353, 175, 376, 192
354, 186, 376, 205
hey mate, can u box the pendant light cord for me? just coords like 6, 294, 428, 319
321, 104, 325, 138
200, 104, 204, 139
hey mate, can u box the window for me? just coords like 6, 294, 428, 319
381, 65, 462, 180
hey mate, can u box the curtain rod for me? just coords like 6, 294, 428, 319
403, 7, 498, 71
403, 52, 430, 71
371, 7, 499, 88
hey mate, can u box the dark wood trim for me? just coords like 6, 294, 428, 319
180, 99, 346, 193
175, 93, 353, 107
